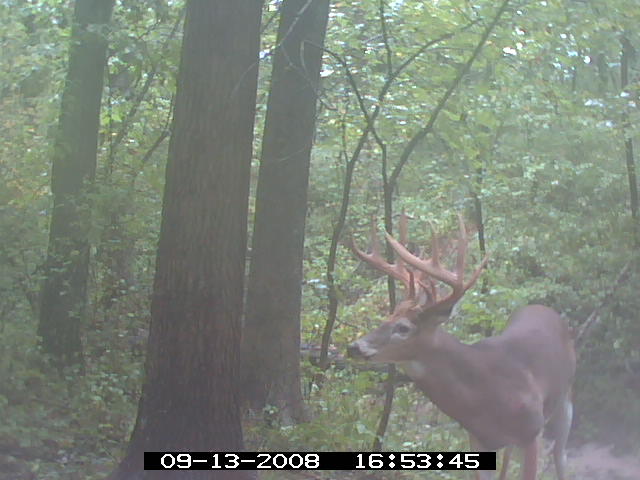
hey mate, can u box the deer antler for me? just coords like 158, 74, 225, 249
350, 215, 416, 295
384, 213, 489, 315
354, 213, 489, 316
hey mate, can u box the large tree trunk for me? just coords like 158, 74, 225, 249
109, 1, 262, 479
38, 0, 115, 368
241, 0, 330, 423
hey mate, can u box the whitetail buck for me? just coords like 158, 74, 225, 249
347, 214, 576, 480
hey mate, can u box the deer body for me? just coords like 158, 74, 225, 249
347, 215, 576, 480
399, 305, 574, 450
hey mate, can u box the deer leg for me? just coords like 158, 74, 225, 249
498, 446, 512, 480
521, 435, 539, 480
551, 395, 573, 480
469, 433, 495, 480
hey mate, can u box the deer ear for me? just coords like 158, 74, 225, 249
416, 307, 451, 325
414, 287, 429, 307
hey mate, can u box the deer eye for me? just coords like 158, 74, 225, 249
393, 323, 411, 335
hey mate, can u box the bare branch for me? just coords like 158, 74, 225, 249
389, 0, 512, 187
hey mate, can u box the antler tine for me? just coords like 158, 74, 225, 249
464, 253, 490, 290
430, 252, 490, 313
350, 218, 412, 290
428, 221, 440, 269
352, 213, 489, 316
370, 217, 382, 256
408, 270, 416, 299
382, 213, 490, 314
385, 232, 458, 285
399, 211, 409, 246
455, 213, 467, 283
417, 275, 437, 303
397, 212, 416, 298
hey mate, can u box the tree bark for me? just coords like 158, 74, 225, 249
38, 0, 115, 367
109, 1, 262, 478
241, 0, 330, 423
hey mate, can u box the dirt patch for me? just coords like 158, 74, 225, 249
569, 443, 640, 480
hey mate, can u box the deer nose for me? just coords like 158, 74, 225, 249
347, 342, 362, 358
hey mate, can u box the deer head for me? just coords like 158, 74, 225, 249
346, 213, 577, 480
347, 213, 489, 363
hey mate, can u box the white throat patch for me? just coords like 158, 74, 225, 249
403, 360, 428, 379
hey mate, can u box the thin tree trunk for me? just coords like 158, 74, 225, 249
38, 0, 115, 368
109, 1, 262, 478
318, 6, 505, 374
370, 0, 511, 450
241, 0, 330, 423
473, 160, 489, 295
621, 35, 639, 246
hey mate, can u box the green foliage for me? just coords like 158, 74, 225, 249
0, 308, 143, 479
1, 0, 639, 477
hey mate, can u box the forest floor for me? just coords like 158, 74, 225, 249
568, 442, 640, 480
2, 442, 638, 479
259, 442, 640, 480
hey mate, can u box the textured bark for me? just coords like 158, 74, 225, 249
241, 0, 330, 423
109, 1, 262, 479
38, 0, 115, 367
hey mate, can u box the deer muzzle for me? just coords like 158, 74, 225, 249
346, 340, 375, 360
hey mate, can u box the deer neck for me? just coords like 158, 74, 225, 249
402, 326, 494, 421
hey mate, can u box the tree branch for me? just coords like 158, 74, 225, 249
389, 0, 511, 187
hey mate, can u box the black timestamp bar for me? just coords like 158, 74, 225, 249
144, 451, 496, 470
